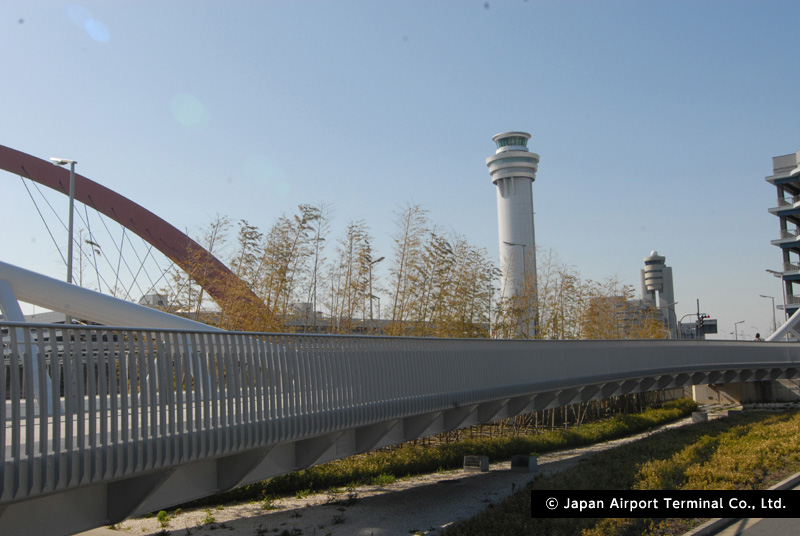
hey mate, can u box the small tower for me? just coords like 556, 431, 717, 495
640, 251, 676, 337
487, 131, 539, 337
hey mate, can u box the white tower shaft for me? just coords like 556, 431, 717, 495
487, 132, 539, 337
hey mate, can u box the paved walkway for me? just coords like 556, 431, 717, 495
684, 473, 800, 536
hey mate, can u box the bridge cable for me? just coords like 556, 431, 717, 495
71, 203, 122, 293
18, 175, 67, 266
82, 203, 106, 292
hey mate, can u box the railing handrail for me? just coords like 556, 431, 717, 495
780, 228, 800, 239
777, 195, 800, 207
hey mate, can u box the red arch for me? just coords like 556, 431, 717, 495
0, 144, 270, 323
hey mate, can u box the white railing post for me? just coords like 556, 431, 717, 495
0, 280, 54, 414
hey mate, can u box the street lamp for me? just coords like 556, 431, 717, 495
733, 320, 745, 341
503, 241, 532, 337
369, 294, 381, 329
50, 157, 77, 325
680, 312, 697, 339
368, 256, 384, 325
766, 269, 787, 321
50, 158, 77, 284
662, 301, 679, 339
759, 294, 777, 334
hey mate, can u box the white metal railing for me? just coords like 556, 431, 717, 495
777, 195, 800, 207
2, 322, 549, 503
3, 321, 800, 530
780, 228, 800, 239
785, 262, 800, 272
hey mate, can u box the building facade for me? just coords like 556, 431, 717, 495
766, 150, 800, 320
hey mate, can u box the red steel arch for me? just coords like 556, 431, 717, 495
0, 144, 270, 325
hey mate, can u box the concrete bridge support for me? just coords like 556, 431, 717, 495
693, 379, 800, 405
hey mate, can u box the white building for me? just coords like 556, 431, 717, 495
487, 131, 539, 337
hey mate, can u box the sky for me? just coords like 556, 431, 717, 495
2, 0, 800, 340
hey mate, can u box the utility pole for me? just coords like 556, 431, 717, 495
696, 299, 701, 339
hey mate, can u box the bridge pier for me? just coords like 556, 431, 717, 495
692, 380, 800, 405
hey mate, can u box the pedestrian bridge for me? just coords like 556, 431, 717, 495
2, 265, 800, 535
3, 324, 799, 535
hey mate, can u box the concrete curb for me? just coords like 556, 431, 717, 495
681, 471, 800, 536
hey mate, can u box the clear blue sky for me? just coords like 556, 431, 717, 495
2, 0, 800, 339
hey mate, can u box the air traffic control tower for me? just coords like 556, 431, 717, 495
641, 251, 677, 337
487, 131, 539, 337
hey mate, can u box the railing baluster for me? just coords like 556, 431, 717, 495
95, 328, 109, 480
0, 322, 7, 501
197, 332, 211, 459
231, 333, 244, 450
8, 327, 21, 499
73, 326, 86, 485
84, 328, 97, 481
176, 332, 188, 462
34, 330, 50, 492
210, 332, 223, 455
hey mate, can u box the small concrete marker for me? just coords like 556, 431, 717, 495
510, 455, 538, 474
463, 455, 489, 472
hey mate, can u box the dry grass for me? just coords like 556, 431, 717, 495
443, 409, 800, 536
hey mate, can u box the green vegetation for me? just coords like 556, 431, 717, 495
444, 408, 800, 536
191, 399, 695, 508
200, 508, 215, 526
156, 510, 169, 528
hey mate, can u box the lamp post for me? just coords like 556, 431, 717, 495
50, 157, 77, 325
766, 269, 787, 320
369, 294, 381, 331
679, 312, 697, 339
734, 320, 745, 341
503, 241, 532, 337
759, 294, 777, 334
368, 256, 384, 325
663, 301, 679, 339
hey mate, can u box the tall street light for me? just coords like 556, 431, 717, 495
766, 269, 787, 320
368, 256, 384, 325
50, 158, 77, 284
759, 294, 777, 334
734, 320, 745, 341
50, 157, 77, 326
663, 301, 679, 339
503, 241, 532, 337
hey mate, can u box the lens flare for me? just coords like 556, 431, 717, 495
243, 154, 290, 195
84, 19, 109, 42
243, 154, 275, 184
170, 94, 210, 130
66, 4, 110, 43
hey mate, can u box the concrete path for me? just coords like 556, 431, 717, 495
683, 473, 800, 536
